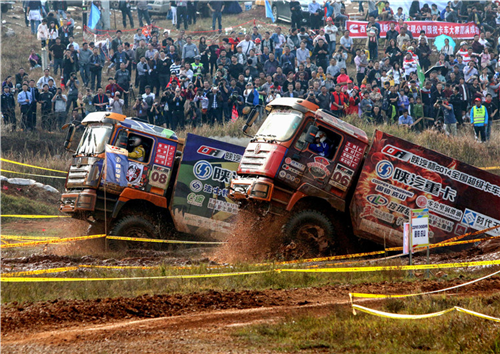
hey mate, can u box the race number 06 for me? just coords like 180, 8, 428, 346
332, 171, 349, 186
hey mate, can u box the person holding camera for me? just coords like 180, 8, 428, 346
133, 97, 149, 120
52, 88, 67, 129
39, 84, 54, 131
65, 72, 79, 113
169, 88, 186, 130
149, 100, 163, 126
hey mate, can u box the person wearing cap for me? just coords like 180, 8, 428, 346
324, 17, 338, 55
470, 98, 488, 142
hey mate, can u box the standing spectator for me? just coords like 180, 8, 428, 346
83, 89, 96, 116
18, 83, 32, 131
308, 0, 322, 30
92, 87, 109, 112
37, 18, 49, 48
65, 73, 79, 113
483, 94, 497, 140
37, 69, 54, 89
290, 0, 302, 29
27, 80, 39, 130
105, 77, 126, 99
271, 27, 286, 59
280, 46, 296, 75
313, 39, 329, 72
208, 1, 224, 32
39, 84, 54, 131
470, 98, 488, 142
109, 45, 130, 74
110, 30, 123, 56
79, 42, 92, 88
50, 38, 65, 77
115, 62, 131, 108
62, 50, 75, 86
1, 85, 16, 131
354, 49, 368, 85
170, 1, 177, 27
208, 86, 223, 125
27, 0, 43, 35
137, 0, 151, 27
89, 48, 104, 91
182, 36, 199, 64
109, 91, 124, 114
52, 87, 67, 128
332, 0, 348, 28
137, 56, 150, 94
339, 31, 353, 58
176, 1, 188, 31
324, 17, 338, 55
441, 100, 458, 136
187, 1, 197, 25
119, 0, 134, 28
169, 88, 186, 129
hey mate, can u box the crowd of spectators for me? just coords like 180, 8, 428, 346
1, 0, 498, 142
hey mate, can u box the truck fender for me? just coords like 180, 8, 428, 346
112, 188, 168, 219
286, 183, 346, 213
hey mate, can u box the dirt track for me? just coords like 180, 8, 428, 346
2, 277, 500, 353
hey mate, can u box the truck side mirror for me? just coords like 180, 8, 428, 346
304, 125, 319, 144
242, 106, 259, 136
63, 123, 76, 151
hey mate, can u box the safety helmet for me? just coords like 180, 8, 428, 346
129, 136, 142, 147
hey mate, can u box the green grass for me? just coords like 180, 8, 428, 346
233, 295, 500, 354
2, 259, 497, 304
1, 193, 62, 217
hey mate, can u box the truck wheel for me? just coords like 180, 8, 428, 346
110, 216, 156, 239
283, 210, 334, 258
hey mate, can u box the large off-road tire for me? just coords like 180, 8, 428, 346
110, 216, 157, 239
282, 209, 335, 259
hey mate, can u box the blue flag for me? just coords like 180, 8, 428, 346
265, 0, 275, 23
105, 145, 129, 187
88, 3, 101, 30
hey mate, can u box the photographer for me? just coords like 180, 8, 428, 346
83, 88, 95, 116
193, 89, 209, 124
65, 72, 79, 113
109, 91, 124, 114
437, 99, 458, 136
52, 88, 67, 129
218, 79, 230, 121
132, 97, 148, 120
228, 90, 244, 116
39, 84, 54, 131
169, 88, 186, 130
161, 88, 174, 128
150, 100, 164, 126
266, 88, 281, 103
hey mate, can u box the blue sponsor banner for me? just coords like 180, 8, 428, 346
105, 145, 129, 187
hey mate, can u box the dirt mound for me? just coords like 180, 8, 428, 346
1, 179, 61, 205
3, 277, 500, 334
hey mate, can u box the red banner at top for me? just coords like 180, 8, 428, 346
346, 21, 480, 39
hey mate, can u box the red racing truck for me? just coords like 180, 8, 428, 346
229, 98, 500, 255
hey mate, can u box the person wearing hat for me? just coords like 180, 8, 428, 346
324, 17, 338, 56
470, 98, 488, 142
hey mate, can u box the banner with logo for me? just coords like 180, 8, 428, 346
346, 21, 479, 39
105, 145, 129, 187
350, 130, 500, 247
170, 134, 245, 238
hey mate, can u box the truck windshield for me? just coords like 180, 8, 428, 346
76, 125, 113, 155
256, 109, 303, 142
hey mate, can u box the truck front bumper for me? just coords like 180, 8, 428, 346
60, 189, 97, 213
229, 177, 274, 202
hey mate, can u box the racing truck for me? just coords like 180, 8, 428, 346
229, 98, 500, 256
60, 112, 244, 239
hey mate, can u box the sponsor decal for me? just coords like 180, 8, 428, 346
461, 209, 500, 236
193, 160, 213, 181
366, 194, 389, 206
330, 164, 354, 191
455, 224, 468, 235
282, 164, 302, 175
371, 178, 414, 201
392, 167, 457, 202
208, 198, 238, 214
426, 199, 463, 222
154, 142, 176, 167
361, 205, 395, 223
197, 145, 242, 162
279, 170, 286, 178
387, 201, 410, 218
187, 193, 205, 207
383, 144, 500, 198
203, 184, 229, 197
285, 157, 306, 171
307, 156, 331, 180
190, 180, 203, 193
416, 195, 428, 208
375, 160, 394, 179
340, 141, 364, 168
429, 214, 454, 233
126, 161, 144, 185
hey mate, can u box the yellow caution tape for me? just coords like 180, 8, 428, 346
0, 158, 67, 174
352, 304, 500, 322
1, 235, 59, 240
1, 215, 70, 218
0, 234, 106, 248
106, 236, 227, 245
1, 169, 67, 179
279, 259, 500, 273
350, 269, 500, 300
79, 265, 157, 270
480, 166, 500, 171
2, 267, 79, 277
0, 270, 271, 282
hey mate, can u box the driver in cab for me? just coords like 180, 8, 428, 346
128, 136, 145, 162
309, 130, 330, 157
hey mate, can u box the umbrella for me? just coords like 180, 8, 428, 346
434, 35, 455, 51
425, 65, 448, 78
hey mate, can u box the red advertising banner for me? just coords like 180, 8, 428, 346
350, 130, 500, 247
346, 20, 480, 39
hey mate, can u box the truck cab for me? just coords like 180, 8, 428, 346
230, 98, 369, 254
60, 112, 180, 235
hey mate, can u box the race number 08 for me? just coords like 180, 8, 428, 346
150, 169, 169, 188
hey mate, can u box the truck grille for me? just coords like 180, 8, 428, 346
66, 165, 91, 188
240, 148, 270, 171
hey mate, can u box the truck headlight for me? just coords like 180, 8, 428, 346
250, 183, 270, 199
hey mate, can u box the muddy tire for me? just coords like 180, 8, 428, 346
110, 216, 157, 238
282, 209, 335, 258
